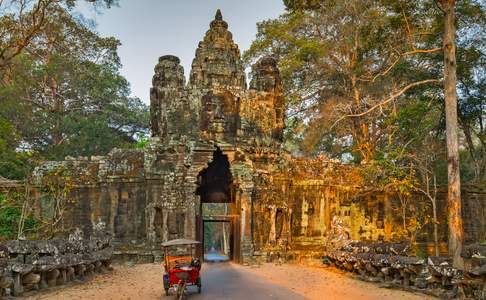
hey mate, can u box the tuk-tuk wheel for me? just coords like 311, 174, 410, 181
197, 277, 201, 294
164, 288, 169, 296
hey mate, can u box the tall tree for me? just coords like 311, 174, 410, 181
245, 0, 441, 162
0, 0, 148, 173
437, 0, 464, 269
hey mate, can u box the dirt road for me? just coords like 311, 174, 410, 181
25, 262, 436, 300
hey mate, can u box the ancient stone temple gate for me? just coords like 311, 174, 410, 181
31, 10, 486, 264
145, 9, 286, 262
33, 10, 287, 263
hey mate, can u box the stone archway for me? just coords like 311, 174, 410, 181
196, 148, 233, 204
195, 148, 241, 261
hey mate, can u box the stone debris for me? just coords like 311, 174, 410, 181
325, 243, 486, 299
319, 217, 486, 299
0, 230, 113, 297
463, 243, 486, 259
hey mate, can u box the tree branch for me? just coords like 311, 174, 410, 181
402, 48, 442, 55
329, 79, 440, 130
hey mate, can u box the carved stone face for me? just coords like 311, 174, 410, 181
249, 56, 282, 92
200, 91, 238, 143
189, 10, 246, 90
152, 55, 185, 88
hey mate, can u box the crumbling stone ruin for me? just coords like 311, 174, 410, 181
0, 229, 113, 297
319, 214, 486, 299
21, 10, 486, 297
325, 240, 486, 299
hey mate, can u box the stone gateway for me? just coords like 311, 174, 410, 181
30, 10, 486, 265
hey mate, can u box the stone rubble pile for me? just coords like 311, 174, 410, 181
0, 230, 113, 297
325, 241, 486, 299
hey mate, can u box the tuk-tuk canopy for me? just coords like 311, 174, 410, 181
161, 239, 201, 247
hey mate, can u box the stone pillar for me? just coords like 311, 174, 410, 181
109, 188, 118, 238
239, 185, 254, 264
324, 186, 332, 233
146, 205, 156, 245
269, 206, 277, 244
301, 196, 309, 236
13, 273, 22, 296
184, 187, 198, 240
287, 208, 293, 244
162, 209, 169, 242
39, 272, 48, 289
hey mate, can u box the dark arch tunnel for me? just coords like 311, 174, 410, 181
196, 148, 233, 204
196, 148, 239, 262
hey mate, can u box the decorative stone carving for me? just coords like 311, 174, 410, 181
0, 233, 113, 297
189, 9, 246, 89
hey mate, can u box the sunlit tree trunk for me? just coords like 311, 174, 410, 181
440, 0, 464, 269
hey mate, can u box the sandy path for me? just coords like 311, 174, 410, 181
22, 262, 436, 300
243, 263, 436, 300
24, 264, 165, 300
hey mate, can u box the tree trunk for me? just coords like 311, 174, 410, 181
428, 174, 440, 257
441, 0, 464, 269
351, 74, 372, 162
402, 204, 407, 232
432, 198, 440, 257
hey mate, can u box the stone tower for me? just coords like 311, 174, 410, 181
145, 10, 287, 261
149, 9, 285, 146
189, 9, 246, 89
149, 55, 186, 138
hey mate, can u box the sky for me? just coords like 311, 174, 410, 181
78, 0, 285, 104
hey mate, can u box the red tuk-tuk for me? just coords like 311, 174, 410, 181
162, 239, 202, 299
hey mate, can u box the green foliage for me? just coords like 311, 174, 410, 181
0, 206, 21, 238
0, 193, 38, 240
455, 0, 486, 182
135, 136, 150, 149
283, 0, 322, 10
203, 222, 227, 252
370, 150, 418, 195
0, 117, 30, 179
0, 1, 149, 172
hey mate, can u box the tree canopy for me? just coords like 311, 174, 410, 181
244, 0, 485, 184
0, 0, 149, 179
